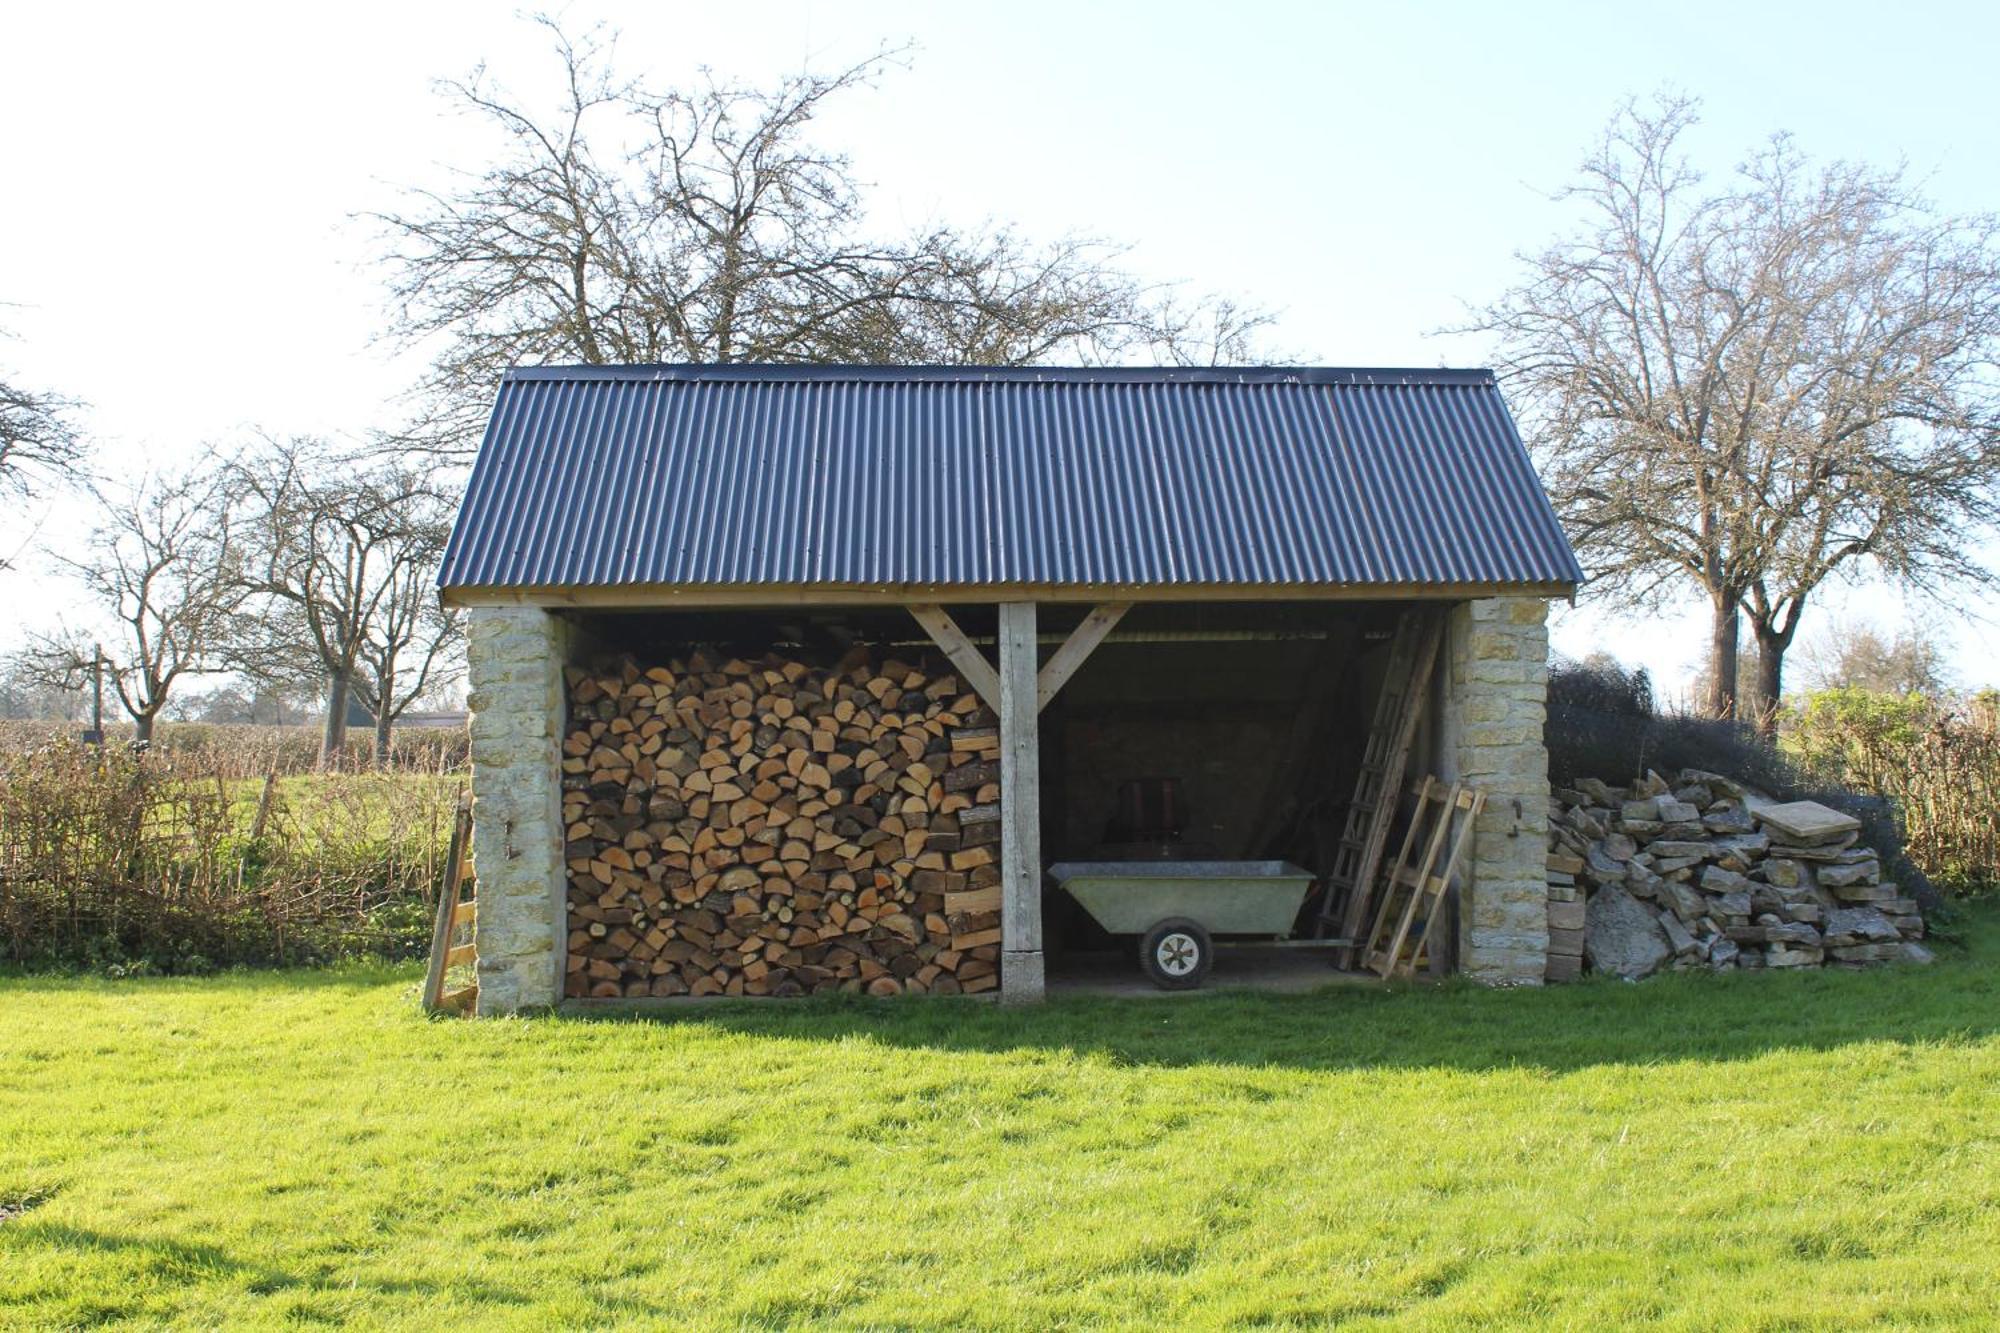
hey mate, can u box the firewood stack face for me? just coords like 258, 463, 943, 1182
561, 648, 1004, 1000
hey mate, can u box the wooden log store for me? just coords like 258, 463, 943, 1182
437, 365, 1582, 1013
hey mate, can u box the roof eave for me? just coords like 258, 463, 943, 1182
439, 579, 1579, 610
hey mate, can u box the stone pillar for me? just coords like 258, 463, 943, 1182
1439, 597, 1551, 985
464, 605, 568, 1014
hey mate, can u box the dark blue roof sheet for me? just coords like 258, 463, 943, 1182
439, 365, 1582, 594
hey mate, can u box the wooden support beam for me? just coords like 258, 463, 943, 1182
1035, 602, 1130, 711
907, 603, 1002, 712
997, 601, 1045, 1003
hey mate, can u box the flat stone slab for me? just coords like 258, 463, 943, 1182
1661, 879, 1707, 924
1661, 912, 1699, 957
1769, 836, 1860, 862
1700, 865, 1750, 894
1713, 890, 1753, 919
1761, 858, 1806, 888
1702, 805, 1756, 834
1586, 885, 1671, 980
1817, 860, 1881, 889
1823, 907, 1900, 946
1574, 777, 1621, 806
1829, 882, 1897, 903
1754, 801, 1862, 845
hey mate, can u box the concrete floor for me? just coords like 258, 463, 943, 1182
1046, 945, 1383, 998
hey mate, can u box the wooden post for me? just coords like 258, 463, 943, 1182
997, 601, 1044, 1002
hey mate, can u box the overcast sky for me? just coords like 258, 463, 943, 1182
4, 0, 1998, 696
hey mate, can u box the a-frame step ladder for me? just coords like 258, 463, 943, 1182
422, 796, 477, 1014
1362, 777, 1485, 978
1314, 607, 1446, 960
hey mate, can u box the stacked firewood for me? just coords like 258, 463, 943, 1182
560, 647, 1004, 999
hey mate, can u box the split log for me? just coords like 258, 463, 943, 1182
560, 646, 1004, 999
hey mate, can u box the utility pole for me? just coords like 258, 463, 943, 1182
83, 642, 105, 747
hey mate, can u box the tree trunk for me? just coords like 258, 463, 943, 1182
1749, 634, 1785, 737
133, 711, 156, 746
1707, 592, 1740, 721
1746, 615, 1797, 738
374, 706, 394, 767
322, 670, 351, 762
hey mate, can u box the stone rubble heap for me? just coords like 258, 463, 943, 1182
1544, 768, 1932, 982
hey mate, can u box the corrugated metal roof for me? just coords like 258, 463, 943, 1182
438, 365, 1582, 595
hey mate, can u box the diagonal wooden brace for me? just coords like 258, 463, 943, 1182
1035, 602, 1130, 711
907, 603, 1003, 712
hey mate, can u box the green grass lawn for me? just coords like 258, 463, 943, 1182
4, 910, 1999, 1329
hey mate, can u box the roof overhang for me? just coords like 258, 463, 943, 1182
441, 580, 1577, 610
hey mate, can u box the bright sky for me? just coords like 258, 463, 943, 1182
4, 0, 1998, 696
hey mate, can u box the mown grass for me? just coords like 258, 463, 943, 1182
4, 909, 1999, 1329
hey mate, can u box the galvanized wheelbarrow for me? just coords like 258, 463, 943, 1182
1046, 860, 1319, 990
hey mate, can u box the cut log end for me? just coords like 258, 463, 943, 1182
565, 645, 1003, 998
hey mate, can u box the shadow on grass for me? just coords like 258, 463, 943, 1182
562, 909, 2000, 1076
2, 1221, 291, 1289
0, 1221, 538, 1313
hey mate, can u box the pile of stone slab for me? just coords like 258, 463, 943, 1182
1545, 768, 1932, 981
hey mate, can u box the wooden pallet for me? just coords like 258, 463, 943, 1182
1314, 607, 1446, 961
1362, 777, 1485, 978
422, 796, 477, 1014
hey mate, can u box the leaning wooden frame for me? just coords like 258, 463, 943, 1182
422, 795, 478, 1013
1313, 606, 1448, 964
1361, 777, 1486, 979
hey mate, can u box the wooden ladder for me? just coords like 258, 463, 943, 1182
1314, 607, 1446, 958
422, 796, 477, 1014
1363, 777, 1485, 978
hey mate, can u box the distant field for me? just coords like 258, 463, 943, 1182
2, 905, 1996, 1327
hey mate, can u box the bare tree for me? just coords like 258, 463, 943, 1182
13, 464, 245, 743
1, 322, 86, 531
230, 438, 460, 760
349, 512, 463, 761
0, 660, 86, 721
1469, 96, 2000, 729
173, 683, 315, 726
827, 228, 1272, 367
373, 16, 1271, 453
1801, 620, 1950, 697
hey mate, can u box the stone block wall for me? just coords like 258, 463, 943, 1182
1438, 597, 1552, 984
465, 605, 570, 1014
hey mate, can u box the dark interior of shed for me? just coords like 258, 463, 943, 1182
560, 597, 1434, 981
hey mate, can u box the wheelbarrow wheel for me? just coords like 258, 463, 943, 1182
1140, 918, 1212, 990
